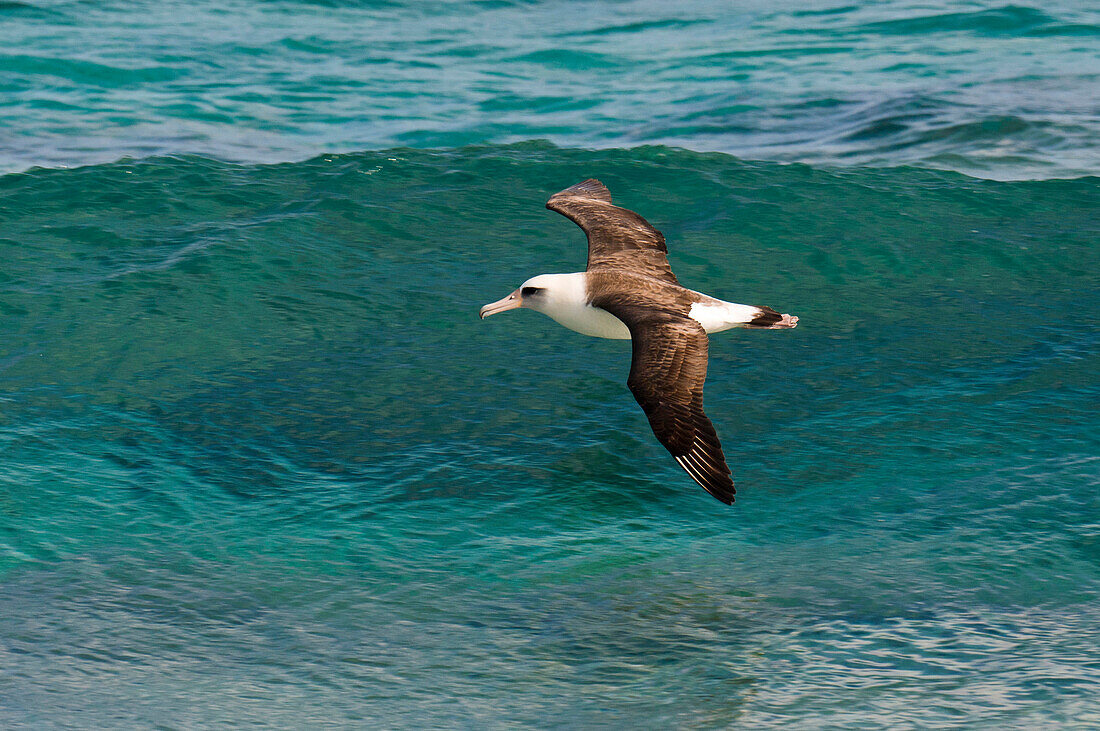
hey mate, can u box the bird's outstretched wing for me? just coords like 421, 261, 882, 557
546, 179, 680, 285
593, 299, 735, 504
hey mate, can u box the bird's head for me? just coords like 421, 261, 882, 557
479, 273, 578, 319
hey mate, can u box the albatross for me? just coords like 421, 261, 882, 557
479, 179, 797, 504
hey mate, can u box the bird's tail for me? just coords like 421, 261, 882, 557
745, 306, 799, 329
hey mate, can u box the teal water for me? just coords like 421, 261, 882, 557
2, 146, 1098, 726
2, 1, 1100, 728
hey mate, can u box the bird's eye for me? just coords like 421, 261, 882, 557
521, 286, 541, 297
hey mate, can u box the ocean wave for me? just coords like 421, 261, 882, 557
2, 142, 1098, 725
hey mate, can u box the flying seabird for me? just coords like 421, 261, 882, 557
479, 179, 797, 504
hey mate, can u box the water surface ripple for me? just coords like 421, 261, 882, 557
1, 0, 1099, 177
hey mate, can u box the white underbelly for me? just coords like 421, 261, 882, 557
546, 303, 631, 339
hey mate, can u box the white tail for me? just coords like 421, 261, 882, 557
689, 301, 798, 333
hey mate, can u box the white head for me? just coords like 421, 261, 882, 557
479, 273, 587, 320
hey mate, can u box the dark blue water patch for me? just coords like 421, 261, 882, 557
0, 0, 59, 17
507, 48, 629, 71
854, 5, 1059, 36
0, 53, 190, 86
790, 5, 860, 18
1024, 21, 1100, 36
551, 17, 711, 38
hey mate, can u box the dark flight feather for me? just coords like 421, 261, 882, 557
591, 298, 736, 504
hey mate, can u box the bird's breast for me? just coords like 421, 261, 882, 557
542, 300, 631, 339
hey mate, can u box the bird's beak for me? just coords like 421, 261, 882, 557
479, 289, 522, 319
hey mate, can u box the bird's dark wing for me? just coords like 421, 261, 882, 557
546, 179, 680, 285
594, 299, 735, 504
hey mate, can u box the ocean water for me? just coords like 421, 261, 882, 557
1, 2, 1099, 729
2, 0, 1099, 178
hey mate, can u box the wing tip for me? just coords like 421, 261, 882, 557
548, 178, 612, 205
675, 454, 736, 505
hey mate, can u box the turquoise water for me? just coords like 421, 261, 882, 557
2, 0, 1099, 178
2, 2, 1100, 729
